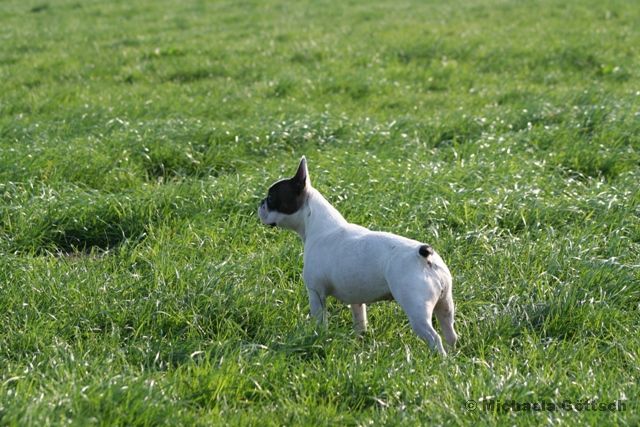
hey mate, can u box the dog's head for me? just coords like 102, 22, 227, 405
258, 156, 310, 230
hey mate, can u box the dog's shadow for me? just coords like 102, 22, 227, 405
271, 324, 336, 361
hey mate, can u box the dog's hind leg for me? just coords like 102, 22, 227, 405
434, 288, 457, 349
391, 282, 446, 355
406, 301, 446, 355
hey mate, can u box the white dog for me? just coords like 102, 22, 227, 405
258, 157, 457, 355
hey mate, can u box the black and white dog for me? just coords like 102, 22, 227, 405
258, 157, 457, 355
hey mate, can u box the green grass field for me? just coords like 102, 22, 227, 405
1, 0, 639, 425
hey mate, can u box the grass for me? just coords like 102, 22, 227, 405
1, 0, 639, 425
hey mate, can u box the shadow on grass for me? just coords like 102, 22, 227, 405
0, 184, 204, 255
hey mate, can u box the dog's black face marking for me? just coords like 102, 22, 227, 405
266, 179, 306, 214
265, 157, 308, 215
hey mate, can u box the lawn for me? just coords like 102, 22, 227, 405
1, 0, 639, 425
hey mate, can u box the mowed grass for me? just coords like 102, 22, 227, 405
1, 0, 639, 425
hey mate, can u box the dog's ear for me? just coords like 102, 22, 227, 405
292, 156, 308, 191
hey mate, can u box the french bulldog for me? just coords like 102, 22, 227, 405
258, 157, 457, 355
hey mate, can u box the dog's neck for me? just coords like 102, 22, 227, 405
291, 187, 347, 243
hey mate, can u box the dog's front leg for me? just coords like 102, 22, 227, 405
350, 304, 367, 335
307, 288, 327, 326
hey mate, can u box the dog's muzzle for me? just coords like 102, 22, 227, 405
258, 200, 277, 227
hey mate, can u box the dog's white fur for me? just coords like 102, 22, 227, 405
259, 157, 457, 355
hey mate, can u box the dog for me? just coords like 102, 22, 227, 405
258, 156, 457, 355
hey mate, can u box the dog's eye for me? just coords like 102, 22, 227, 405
266, 194, 273, 205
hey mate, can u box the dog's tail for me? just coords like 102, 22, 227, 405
418, 244, 434, 258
